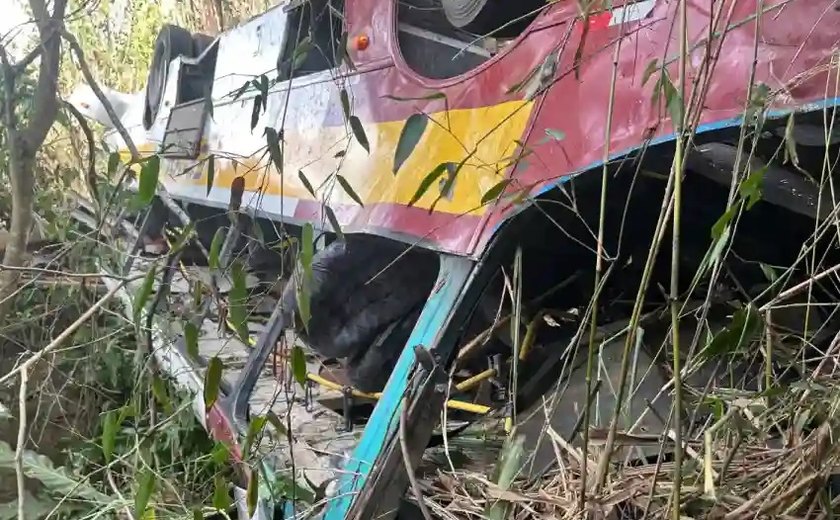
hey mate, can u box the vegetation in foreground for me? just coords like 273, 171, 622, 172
3, 0, 840, 519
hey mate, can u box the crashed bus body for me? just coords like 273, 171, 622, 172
73, 0, 840, 517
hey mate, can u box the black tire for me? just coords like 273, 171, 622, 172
281, 236, 438, 361
441, 0, 545, 36
143, 24, 196, 130
346, 306, 423, 392
192, 32, 216, 57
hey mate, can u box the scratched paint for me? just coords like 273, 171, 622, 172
98, 0, 840, 257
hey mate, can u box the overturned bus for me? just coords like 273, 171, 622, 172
70, 0, 840, 517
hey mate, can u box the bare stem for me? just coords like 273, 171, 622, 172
669, 0, 689, 514
15, 368, 27, 520
580, 6, 626, 510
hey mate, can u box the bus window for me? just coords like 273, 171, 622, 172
396, 0, 541, 80
277, 0, 345, 81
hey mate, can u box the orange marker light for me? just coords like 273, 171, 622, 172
354, 34, 370, 51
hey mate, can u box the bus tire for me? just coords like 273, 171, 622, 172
440, 0, 544, 36
142, 24, 195, 130
192, 32, 215, 57
346, 306, 421, 392
281, 236, 437, 361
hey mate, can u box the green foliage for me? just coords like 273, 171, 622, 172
297, 223, 314, 331
63, 0, 167, 93
485, 434, 525, 520
393, 113, 428, 174
228, 260, 251, 343
0, 439, 111, 503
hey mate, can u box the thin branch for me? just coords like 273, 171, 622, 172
11, 45, 42, 74
0, 274, 142, 388
62, 100, 100, 206
106, 470, 136, 520
15, 368, 27, 520
0, 264, 134, 280
61, 29, 139, 161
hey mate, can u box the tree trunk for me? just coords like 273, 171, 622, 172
0, 0, 67, 319
0, 138, 34, 309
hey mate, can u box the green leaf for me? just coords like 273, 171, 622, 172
660, 70, 683, 130
137, 155, 160, 205
265, 127, 284, 174
408, 162, 451, 207
233, 81, 251, 100
192, 508, 203, 520
259, 75, 269, 107
213, 475, 231, 511
209, 228, 225, 270
740, 165, 767, 210
251, 95, 262, 131
184, 321, 199, 359
339, 88, 351, 121
292, 36, 313, 71
133, 266, 157, 325
169, 222, 195, 254
247, 471, 259, 516
642, 58, 659, 86
229, 261, 250, 343
707, 223, 731, 267
298, 170, 317, 198
134, 467, 155, 519
432, 161, 464, 212
243, 415, 268, 457
336, 174, 364, 207
210, 442, 230, 465
0, 492, 55, 520
206, 155, 215, 196
349, 115, 369, 153
107, 152, 121, 176
485, 434, 526, 520
0, 441, 109, 502
481, 179, 512, 205
291, 345, 307, 387
265, 411, 289, 437
324, 205, 344, 241
118, 402, 136, 423
393, 113, 428, 174
711, 205, 737, 240
702, 304, 763, 360
251, 219, 265, 246
272, 473, 316, 503
760, 262, 778, 283
151, 374, 172, 414
204, 357, 223, 410
101, 410, 118, 463
297, 223, 314, 332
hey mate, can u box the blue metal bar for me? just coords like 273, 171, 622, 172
323, 254, 475, 519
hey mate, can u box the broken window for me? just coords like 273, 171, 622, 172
277, 0, 346, 81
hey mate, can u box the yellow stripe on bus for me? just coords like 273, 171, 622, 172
119, 100, 535, 217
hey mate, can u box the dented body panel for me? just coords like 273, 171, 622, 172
110, 0, 840, 257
